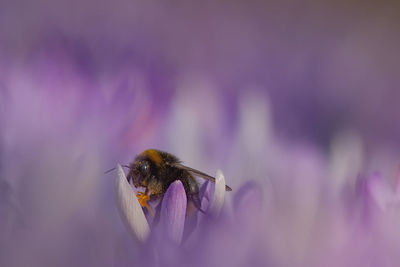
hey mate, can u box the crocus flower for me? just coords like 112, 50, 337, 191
114, 164, 227, 244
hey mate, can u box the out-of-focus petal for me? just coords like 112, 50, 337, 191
367, 172, 394, 211
114, 164, 150, 242
233, 181, 263, 218
160, 180, 187, 244
209, 170, 225, 216
329, 130, 364, 191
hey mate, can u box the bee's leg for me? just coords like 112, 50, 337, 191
188, 193, 206, 214
185, 175, 205, 214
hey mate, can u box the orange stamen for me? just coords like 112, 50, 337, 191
136, 192, 155, 217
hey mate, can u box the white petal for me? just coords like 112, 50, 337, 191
114, 164, 150, 241
209, 169, 226, 216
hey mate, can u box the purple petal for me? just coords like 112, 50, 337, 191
199, 180, 213, 212
114, 164, 150, 242
160, 180, 187, 244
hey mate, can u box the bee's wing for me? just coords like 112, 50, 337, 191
172, 163, 232, 191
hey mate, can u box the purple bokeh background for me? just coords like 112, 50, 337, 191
1, 0, 400, 266
1, 0, 399, 147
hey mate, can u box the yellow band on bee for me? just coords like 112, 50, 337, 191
141, 149, 163, 166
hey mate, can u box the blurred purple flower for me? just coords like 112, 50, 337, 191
366, 172, 396, 212
357, 171, 400, 218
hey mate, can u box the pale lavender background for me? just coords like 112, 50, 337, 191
0, 0, 400, 266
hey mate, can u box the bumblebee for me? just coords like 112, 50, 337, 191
123, 149, 232, 216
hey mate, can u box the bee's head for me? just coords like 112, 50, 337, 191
127, 159, 152, 188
